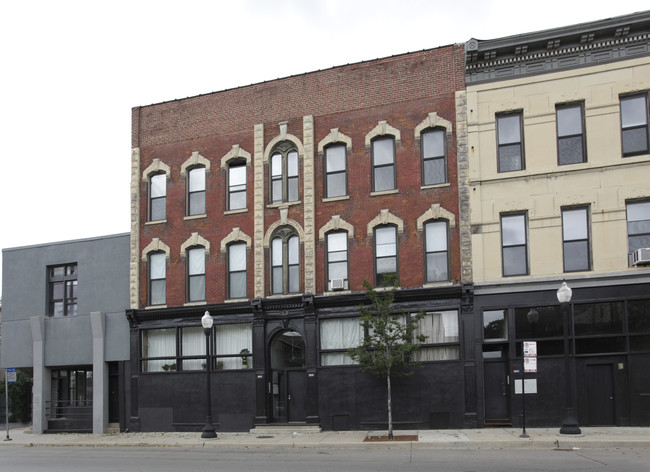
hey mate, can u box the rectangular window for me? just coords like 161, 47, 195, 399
562, 207, 590, 272
148, 252, 166, 306
271, 233, 300, 295
141, 328, 177, 372
496, 112, 524, 172
425, 220, 449, 282
181, 327, 205, 371
48, 263, 77, 317
501, 213, 528, 276
557, 103, 586, 165
215, 323, 253, 370
620, 94, 649, 156
327, 232, 348, 291
320, 317, 362, 366
421, 129, 446, 185
627, 200, 650, 265
188, 167, 206, 216
483, 309, 507, 341
228, 163, 246, 210
149, 173, 166, 221
187, 247, 205, 302
270, 148, 299, 203
414, 311, 460, 361
325, 144, 347, 198
51, 368, 93, 414
375, 226, 397, 285
372, 137, 396, 192
228, 242, 247, 299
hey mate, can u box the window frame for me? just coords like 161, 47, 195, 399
626, 199, 650, 265
374, 224, 398, 286
269, 143, 299, 204
149, 172, 167, 221
148, 251, 166, 306
324, 143, 348, 198
424, 219, 449, 283
326, 230, 349, 291
48, 263, 78, 317
620, 93, 650, 157
421, 127, 447, 186
227, 241, 247, 300
371, 136, 396, 192
187, 166, 206, 216
413, 310, 460, 362
556, 102, 586, 165
270, 227, 300, 295
561, 206, 591, 272
186, 246, 206, 302
227, 160, 247, 211
319, 317, 362, 366
496, 111, 525, 172
500, 212, 529, 277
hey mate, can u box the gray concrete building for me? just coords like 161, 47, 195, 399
1, 234, 130, 433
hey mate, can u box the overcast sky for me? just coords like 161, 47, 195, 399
1, 1, 648, 296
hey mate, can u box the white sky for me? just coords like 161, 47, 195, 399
1, 1, 648, 297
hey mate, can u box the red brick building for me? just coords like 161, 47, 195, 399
127, 43, 472, 432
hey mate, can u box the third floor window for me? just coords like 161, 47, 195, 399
556, 103, 586, 165
496, 112, 524, 172
620, 93, 649, 157
187, 167, 206, 216
270, 143, 299, 204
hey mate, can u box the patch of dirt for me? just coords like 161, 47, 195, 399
364, 435, 418, 442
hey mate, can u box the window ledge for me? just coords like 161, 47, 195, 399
224, 208, 248, 215
370, 189, 398, 197
420, 183, 450, 190
323, 290, 352, 296
225, 297, 249, 303
183, 301, 207, 307
423, 281, 454, 288
322, 195, 350, 203
184, 214, 207, 221
373, 286, 396, 292
145, 219, 167, 226
267, 293, 303, 299
145, 304, 167, 309
267, 201, 302, 209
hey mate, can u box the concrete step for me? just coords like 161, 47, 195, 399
106, 423, 120, 434
250, 424, 322, 434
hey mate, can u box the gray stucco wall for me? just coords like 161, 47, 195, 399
1, 233, 130, 368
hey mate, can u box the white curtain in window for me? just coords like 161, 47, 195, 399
215, 323, 252, 370
320, 318, 361, 366
142, 328, 176, 372
182, 327, 205, 370
414, 311, 459, 361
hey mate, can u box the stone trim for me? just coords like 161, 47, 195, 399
180, 151, 210, 176
455, 90, 472, 283
180, 232, 211, 256
220, 227, 252, 253
365, 120, 401, 148
263, 124, 305, 163
318, 215, 355, 241
220, 144, 252, 168
317, 128, 352, 154
253, 124, 265, 298
414, 112, 453, 139
366, 209, 404, 236
302, 115, 316, 295
141, 158, 171, 181
141, 238, 171, 261
416, 204, 456, 232
263, 218, 306, 248
130, 148, 141, 309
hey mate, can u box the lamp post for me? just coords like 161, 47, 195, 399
201, 311, 217, 439
557, 282, 581, 435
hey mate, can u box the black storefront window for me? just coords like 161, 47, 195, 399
574, 302, 624, 336
628, 299, 650, 333
514, 306, 564, 356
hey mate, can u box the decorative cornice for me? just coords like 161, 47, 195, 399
318, 128, 352, 154
221, 144, 252, 168
180, 151, 210, 176
220, 227, 252, 253
141, 238, 171, 261
416, 204, 456, 231
141, 158, 171, 181
366, 209, 404, 236
318, 215, 355, 241
180, 232, 211, 256
365, 120, 401, 148
414, 112, 453, 139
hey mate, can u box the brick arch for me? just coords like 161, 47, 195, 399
180, 151, 211, 176
141, 158, 171, 181
366, 209, 404, 236
141, 238, 171, 261
414, 112, 453, 140
318, 215, 354, 241
179, 232, 211, 256
416, 204, 456, 232
220, 145, 251, 168
318, 128, 352, 154
220, 227, 252, 253
365, 120, 401, 148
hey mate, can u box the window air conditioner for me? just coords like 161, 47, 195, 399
632, 248, 650, 266
330, 278, 345, 290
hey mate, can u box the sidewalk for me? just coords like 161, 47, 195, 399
1, 425, 648, 449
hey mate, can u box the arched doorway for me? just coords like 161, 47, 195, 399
270, 330, 306, 423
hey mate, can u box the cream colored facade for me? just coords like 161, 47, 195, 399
467, 56, 650, 284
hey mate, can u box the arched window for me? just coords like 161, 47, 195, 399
421, 128, 447, 186
271, 227, 300, 294
424, 220, 449, 282
187, 166, 206, 216
374, 225, 397, 285
326, 231, 348, 291
227, 242, 247, 299
186, 246, 205, 302
227, 161, 247, 210
149, 172, 166, 221
270, 142, 299, 203
148, 251, 166, 305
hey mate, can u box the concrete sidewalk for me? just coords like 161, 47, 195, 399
0, 425, 648, 449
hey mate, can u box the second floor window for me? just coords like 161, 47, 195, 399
228, 242, 247, 299
325, 144, 347, 198
627, 200, 650, 265
271, 228, 300, 295
187, 167, 206, 216
501, 213, 528, 276
326, 231, 349, 291
425, 220, 449, 282
620, 93, 649, 157
187, 247, 205, 302
372, 137, 396, 192
374, 225, 397, 286
562, 207, 590, 272
149, 173, 166, 221
270, 143, 299, 204
48, 263, 77, 317
496, 112, 524, 172
228, 162, 247, 210
557, 103, 586, 165
148, 252, 166, 306
421, 128, 446, 185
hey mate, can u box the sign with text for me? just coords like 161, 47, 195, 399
523, 341, 537, 357
524, 357, 537, 373
6, 368, 17, 383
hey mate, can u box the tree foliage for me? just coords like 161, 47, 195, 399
0, 368, 33, 423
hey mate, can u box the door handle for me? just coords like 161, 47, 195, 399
288, 394, 291, 400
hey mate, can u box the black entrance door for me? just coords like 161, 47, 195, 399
270, 330, 306, 423
586, 363, 615, 425
484, 360, 509, 422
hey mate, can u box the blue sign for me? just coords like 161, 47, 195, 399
6, 368, 17, 383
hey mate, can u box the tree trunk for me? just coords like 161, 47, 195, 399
387, 370, 393, 439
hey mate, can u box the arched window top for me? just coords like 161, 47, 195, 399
220, 227, 252, 253
180, 151, 210, 176
318, 128, 352, 154
221, 144, 251, 168
414, 112, 452, 139
416, 204, 456, 232
141, 238, 171, 261
366, 209, 404, 237
180, 232, 210, 256
319, 215, 354, 241
365, 120, 401, 148
142, 158, 171, 181
264, 215, 305, 248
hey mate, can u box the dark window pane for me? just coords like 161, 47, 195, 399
272, 267, 283, 294
150, 280, 166, 305
189, 275, 205, 301
229, 272, 246, 299
564, 240, 589, 272
630, 335, 650, 352
628, 299, 650, 333
229, 191, 246, 210
289, 266, 299, 293
189, 192, 205, 215
515, 306, 563, 339
288, 176, 299, 201
376, 256, 397, 274
150, 198, 165, 221
503, 246, 527, 276
52, 281, 64, 300
426, 253, 448, 282
576, 337, 625, 354
327, 173, 346, 198
622, 128, 649, 155
374, 166, 395, 192
574, 302, 624, 336
629, 235, 650, 253
423, 158, 445, 185
484, 310, 507, 340
558, 136, 584, 164
498, 144, 522, 171
271, 180, 282, 203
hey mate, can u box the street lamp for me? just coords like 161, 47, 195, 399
201, 311, 217, 439
557, 281, 581, 435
